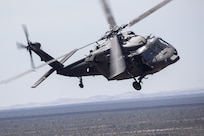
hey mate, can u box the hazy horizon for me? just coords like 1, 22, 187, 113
1, 88, 203, 110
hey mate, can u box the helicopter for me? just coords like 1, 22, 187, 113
3, 0, 179, 90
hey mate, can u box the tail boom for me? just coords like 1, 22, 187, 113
30, 44, 64, 70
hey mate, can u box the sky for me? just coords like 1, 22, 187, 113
0, 0, 204, 108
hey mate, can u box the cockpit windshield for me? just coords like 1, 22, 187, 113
157, 38, 170, 48
150, 38, 167, 53
142, 38, 169, 62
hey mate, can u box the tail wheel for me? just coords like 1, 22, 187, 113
79, 83, 84, 88
79, 77, 84, 88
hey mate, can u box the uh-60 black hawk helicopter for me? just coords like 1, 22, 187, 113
9, 0, 179, 90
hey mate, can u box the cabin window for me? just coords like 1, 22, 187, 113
143, 49, 155, 61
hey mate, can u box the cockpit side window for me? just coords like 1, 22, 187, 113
143, 49, 155, 61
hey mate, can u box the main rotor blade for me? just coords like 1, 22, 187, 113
0, 40, 96, 86
110, 36, 126, 79
0, 50, 76, 85
128, 0, 172, 27
31, 49, 78, 88
22, 24, 30, 44
101, 0, 117, 28
31, 68, 55, 88
0, 47, 90, 86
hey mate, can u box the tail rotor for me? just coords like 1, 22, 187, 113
16, 25, 37, 69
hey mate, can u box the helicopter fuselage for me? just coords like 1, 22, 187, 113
8, 0, 178, 90
58, 31, 179, 81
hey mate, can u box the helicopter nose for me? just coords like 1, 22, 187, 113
170, 52, 179, 63
168, 47, 180, 64
154, 47, 179, 67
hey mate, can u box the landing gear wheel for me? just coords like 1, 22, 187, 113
132, 81, 141, 91
79, 83, 84, 88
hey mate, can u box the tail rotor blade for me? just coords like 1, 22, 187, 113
18, 25, 36, 69
22, 24, 30, 44
1, 40, 96, 86
29, 50, 35, 69
16, 42, 27, 50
